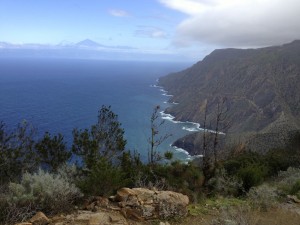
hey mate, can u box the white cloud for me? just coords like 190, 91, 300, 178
108, 9, 130, 17
158, 0, 300, 47
135, 26, 167, 39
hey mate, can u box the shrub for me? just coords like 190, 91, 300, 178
136, 161, 205, 202
237, 165, 268, 192
223, 152, 269, 192
72, 105, 127, 170
290, 180, 300, 198
0, 201, 36, 225
7, 169, 82, 215
277, 167, 300, 185
277, 167, 300, 198
0, 121, 38, 185
248, 184, 278, 211
78, 157, 126, 196
35, 132, 71, 172
57, 163, 83, 184
207, 168, 243, 197
264, 149, 292, 176
211, 204, 256, 225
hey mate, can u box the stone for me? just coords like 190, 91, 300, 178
114, 188, 189, 220
95, 196, 109, 208
29, 212, 50, 225
121, 208, 143, 221
159, 222, 171, 225
88, 213, 106, 225
50, 215, 66, 224
15, 223, 32, 225
141, 205, 155, 218
287, 195, 300, 204
155, 191, 189, 219
116, 188, 136, 202
109, 215, 119, 223
63, 210, 128, 225
86, 202, 96, 211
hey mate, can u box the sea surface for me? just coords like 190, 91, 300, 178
0, 58, 202, 162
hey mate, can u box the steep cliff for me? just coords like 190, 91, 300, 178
159, 41, 300, 155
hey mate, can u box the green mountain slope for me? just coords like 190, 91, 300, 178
159, 41, 300, 154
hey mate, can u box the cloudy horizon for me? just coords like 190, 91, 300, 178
0, 0, 299, 61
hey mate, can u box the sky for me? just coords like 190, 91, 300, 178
1, 0, 300, 61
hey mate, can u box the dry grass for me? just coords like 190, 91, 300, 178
171, 198, 300, 225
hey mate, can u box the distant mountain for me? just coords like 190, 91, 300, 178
0, 39, 103, 50
0, 39, 184, 61
159, 40, 300, 154
0, 42, 13, 48
75, 39, 102, 48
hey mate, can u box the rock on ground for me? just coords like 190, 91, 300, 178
14, 188, 189, 225
114, 188, 189, 220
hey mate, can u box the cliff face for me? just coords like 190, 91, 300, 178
159, 41, 300, 154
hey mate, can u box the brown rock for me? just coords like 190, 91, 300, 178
109, 215, 120, 223
115, 188, 189, 220
95, 196, 109, 208
68, 210, 128, 225
29, 212, 50, 225
130, 188, 155, 203
50, 215, 66, 223
121, 208, 143, 221
116, 188, 136, 202
15, 223, 32, 225
88, 213, 106, 225
155, 190, 189, 218
86, 202, 96, 211
287, 195, 300, 204
159, 222, 171, 225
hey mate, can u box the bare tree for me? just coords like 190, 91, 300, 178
148, 105, 172, 165
212, 96, 230, 168
201, 97, 231, 180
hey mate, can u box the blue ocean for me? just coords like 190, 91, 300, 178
0, 58, 201, 162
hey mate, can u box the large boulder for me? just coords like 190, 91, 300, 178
114, 188, 189, 220
29, 212, 50, 225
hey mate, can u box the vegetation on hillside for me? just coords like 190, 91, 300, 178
1, 103, 300, 224
159, 40, 300, 155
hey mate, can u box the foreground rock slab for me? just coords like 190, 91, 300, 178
14, 188, 188, 225
114, 188, 189, 220
29, 212, 50, 225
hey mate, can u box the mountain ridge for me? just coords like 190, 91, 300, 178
75, 39, 103, 47
0, 39, 186, 61
159, 40, 300, 154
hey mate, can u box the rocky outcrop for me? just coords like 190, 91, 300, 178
14, 188, 189, 225
113, 188, 189, 220
29, 212, 50, 225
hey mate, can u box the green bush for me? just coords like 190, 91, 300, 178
72, 105, 127, 170
7, 169, 82, 215
237, 165, 268, 192
119, 151, 143, 188
223, 152, 269, 192
35, 132, 71, 172
136, 161, 205, 201
224, 152, 265, 174
0, 121, 39, 185
79, 157, 127, 196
